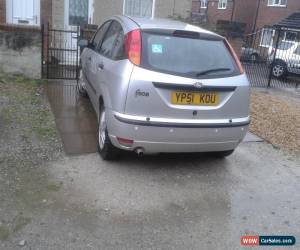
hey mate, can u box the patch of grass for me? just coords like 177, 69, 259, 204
47, 181, 63, 192
31, 108, 57, 139
12, 216, 31, 233
0, 74, 57, 141
0, 226, 10, 241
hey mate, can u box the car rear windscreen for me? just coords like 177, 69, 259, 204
141, 30, 239, 79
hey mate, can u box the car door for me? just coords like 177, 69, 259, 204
90, 21, 128, 115
82, 21, 111, 110
290, 45, 300, 74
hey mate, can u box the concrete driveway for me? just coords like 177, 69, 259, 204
2, 142, 299, 250
1, 80, 299, 250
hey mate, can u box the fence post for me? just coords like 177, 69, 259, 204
267, 27, 281, 88
46, 23, 50, 79
41, 23, 44, 79
76, 25, 80, 83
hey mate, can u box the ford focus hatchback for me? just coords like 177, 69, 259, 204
79, 16, 250, 160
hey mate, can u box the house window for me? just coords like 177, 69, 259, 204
260, 28, 275, 47
123, 0, 155, 18
283, 31, 297, 42
6, 0, 40, 26
69, 0, 89, 26
201, 0, 207, 8
218, 0, 227, 9
267, 0, 287, 7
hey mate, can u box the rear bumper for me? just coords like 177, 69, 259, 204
107, 110, 250, 154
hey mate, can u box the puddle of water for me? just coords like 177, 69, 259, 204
45, 80, 98, 155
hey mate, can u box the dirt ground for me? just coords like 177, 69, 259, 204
250, 89, 300, 153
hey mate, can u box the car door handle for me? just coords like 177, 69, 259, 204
97, 63, 104, 70
88, 57, 92, 61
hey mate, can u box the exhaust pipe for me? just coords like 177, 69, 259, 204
135, 148, 144, 157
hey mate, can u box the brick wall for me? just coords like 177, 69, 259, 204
207, 0, 234, 25
234, 0, 259, 33
0, 0, 6, 24
192, 0, 258, 33
41, 0, 52, 26
193, 0, 234, 26
227, 36, 243, 58
255, 0, 300, 29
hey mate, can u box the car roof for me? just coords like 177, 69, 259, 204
113, 15, 222, 38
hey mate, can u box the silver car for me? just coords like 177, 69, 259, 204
79, 16, 250, 160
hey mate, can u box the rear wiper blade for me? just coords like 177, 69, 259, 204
195, 68, 231, 77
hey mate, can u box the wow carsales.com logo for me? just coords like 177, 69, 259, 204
241, 236, 296, 246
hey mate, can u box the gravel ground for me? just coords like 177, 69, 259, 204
0, 75, 63, 243
250, 89, 300, 153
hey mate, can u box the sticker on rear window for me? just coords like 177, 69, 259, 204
152, 44, 163, 54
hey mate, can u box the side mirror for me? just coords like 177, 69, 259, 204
78, 39, 89, 48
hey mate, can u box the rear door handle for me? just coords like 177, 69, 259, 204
97, 62, 104, 70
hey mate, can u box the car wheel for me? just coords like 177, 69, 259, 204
78, 70, 87, 97
250, 53, 258, 63
213, 150, 234, 158
97, 106, 120, 160
272, 61, 287, 79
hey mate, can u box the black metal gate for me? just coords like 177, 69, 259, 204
42, 24, 80, 80
241, 27, 300, 90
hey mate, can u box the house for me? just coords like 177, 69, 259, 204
191, 0, 300, 35
0, 0, 193, 30
0, 0, 52, 26
191, 0, 258, 33
254, 0, 300, 48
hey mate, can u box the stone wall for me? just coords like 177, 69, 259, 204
0, 25, 42, 79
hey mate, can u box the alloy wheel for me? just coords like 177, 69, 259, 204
98, 109, 106, 150
272, 64, 284, 77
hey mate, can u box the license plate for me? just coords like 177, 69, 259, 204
171, 91, 220, 106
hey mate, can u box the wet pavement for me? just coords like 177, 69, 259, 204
45, 81, 98, 155
46, 80, 262, 155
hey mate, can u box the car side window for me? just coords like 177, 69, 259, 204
98, 21, 122, 59
294, 46, 300, 56
111, 26, 125, 60
91, 21, 111, 49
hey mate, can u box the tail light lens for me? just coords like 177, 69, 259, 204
117, 137, 134, 147
224, 39, 244, 74
125, 29, 142, 66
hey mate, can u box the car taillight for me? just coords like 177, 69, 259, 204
125, 29, 141, 66
117, 137, 134, 147
224, 39, 245, 74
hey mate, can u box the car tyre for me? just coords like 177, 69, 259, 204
272, 61, 287, 79
213, 150, 234, 158
97, 106, 120, 161
77, 70, 88, 97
